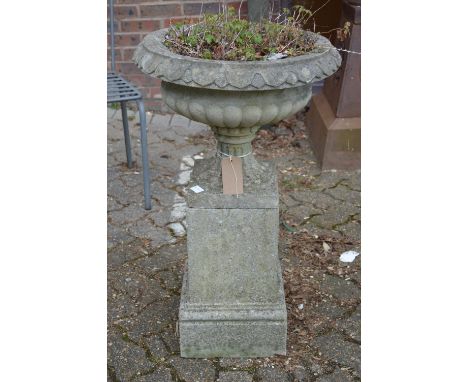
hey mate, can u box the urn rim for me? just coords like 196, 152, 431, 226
133, 27, 342, 91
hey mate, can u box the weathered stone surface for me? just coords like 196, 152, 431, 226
310, 203, 360, 230
145, 336, 169, 359
186, 156, 278, 209
316, 368, 353, 382
186, 207, 280, 303
134, 28, 341, 91
107, 224, 134, 251
170, 357, 216, 382
108, 267, 165, 309
180, 158, 287, 357
108, 195, 123, 212
134, 368, 173, 382
256, 366, 291, 382
127, 218, 175, 248
289, 190, 336, 210
217, 371, 253, 382
134, 242, 187, 271
158, 270, 181, 290
336, 221, 361, 242
219, 358, 254, 369
108, 177, 142, 205
108, 203, 149, 224
292, 359, 324, 381
313, 332, 360, 373
170, 114, 191, 128
325, 186, 360, 205
160, 330, 180, 355
318, 274, 360, 302
180, 270, 287, 357
314, 299, 347, 320
336, 305, 361, 342
292, 366, 310, 382
107, 330, 154, 381
284, 204, 322, 223
125, 297, 179, 341
342, 172, 361, 191
162, 82, 312, 156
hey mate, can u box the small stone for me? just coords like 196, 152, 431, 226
168, 222, 186, 237
180, 162, 192, 171
182, 156, 195, 167
175, 170, 191, 185
169, 202, 187, 222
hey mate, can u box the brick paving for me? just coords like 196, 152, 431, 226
107, 107, 361, 381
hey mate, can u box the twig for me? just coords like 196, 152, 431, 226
311, 0, 332, 18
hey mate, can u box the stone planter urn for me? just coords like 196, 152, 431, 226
134, 28, 341, 358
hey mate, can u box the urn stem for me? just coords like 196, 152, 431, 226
212, 125, 261, 157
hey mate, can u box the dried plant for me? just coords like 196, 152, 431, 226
163, 5, 329, 61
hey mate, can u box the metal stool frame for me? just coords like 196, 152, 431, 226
107, 0, 151, 210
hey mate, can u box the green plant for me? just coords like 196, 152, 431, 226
164, 5, 327, 61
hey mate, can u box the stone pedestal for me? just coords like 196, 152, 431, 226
179, 157, 287, 358
133, 24, 341, 359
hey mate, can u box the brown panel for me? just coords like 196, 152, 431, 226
323, 0, 361, 118
306, 93, 360, 170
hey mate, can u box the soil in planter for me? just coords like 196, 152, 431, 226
164, 6, 327, 61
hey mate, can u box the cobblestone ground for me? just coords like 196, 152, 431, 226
108, 106, 361, 382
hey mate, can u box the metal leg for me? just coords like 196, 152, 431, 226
137, 99, 151, 210
121, 101, 133, 168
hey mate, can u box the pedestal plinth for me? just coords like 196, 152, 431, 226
306, 92, 361, 170
305, 0, 361, 170
179, 157, 287, 358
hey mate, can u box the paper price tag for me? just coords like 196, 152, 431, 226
221, 156, 243, 195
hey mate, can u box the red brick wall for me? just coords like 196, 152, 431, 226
108, 0, 248, 111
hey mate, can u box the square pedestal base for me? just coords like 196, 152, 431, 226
179, 157, 287, 358
179, 269, 287, 358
